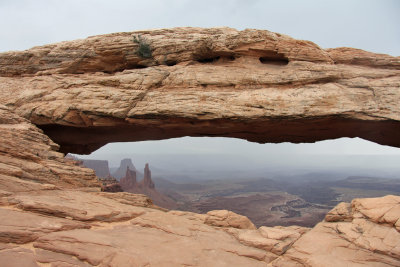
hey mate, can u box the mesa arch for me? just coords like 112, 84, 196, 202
0, 27, 399, 154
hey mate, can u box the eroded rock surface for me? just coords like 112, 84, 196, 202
1, 187, 399, 266
0, 27, 399, 153
269, 195, 400, 267
0, 28, 399, 266
0, 105, 99, 192
205, 209, 257, 230
0, 208, 89, 244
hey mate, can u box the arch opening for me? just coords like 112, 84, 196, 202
38, 115, 400, 155
72, 136, 400, 228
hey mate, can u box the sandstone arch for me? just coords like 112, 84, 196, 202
0, 27, 399, 154
1, 28, 400, 267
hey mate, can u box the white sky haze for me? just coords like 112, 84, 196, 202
0, 0, 399, 55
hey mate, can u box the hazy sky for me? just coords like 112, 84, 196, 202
88, 137, 400, 156
0, 0, 399, 54
1, 0, 399, 158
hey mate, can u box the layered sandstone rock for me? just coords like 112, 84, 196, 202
0, 27, 398, 154
0, 183, 294, 266
269, 195, 400, 267
0, 105, 100, 193
0, 28, 399, 266
0, 188, 398, 266
205, 209, 257, 230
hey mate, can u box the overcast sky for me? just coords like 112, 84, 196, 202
1, 0, 399, 54
1, 0, 399, 158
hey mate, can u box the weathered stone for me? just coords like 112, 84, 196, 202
0, 28, 398, 154
94, 191, 160, 210
0, 28, 333, 76
327, 47, 400, 69
0, 207, 89, 244
205, 210, 257, 230
325, 202, 352, 222
0, 247, 39, 267
0, 105, 100, 193
269, 195, 400, 267
0, 28, 399, 267
0, 189, 398, 266
35, 248, 92, 267
5, 190, 147, 222
351, 195, 400, 229
34, 210, 270, 266
225, 225, 309, 256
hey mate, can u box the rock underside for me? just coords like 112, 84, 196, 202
0, 28, 399, 266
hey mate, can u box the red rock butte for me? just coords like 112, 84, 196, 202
0, 28, 399, 266
0, 27, 399, 154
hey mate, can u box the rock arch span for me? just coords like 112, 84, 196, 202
0, 28, 400, 267
0, 27, 399, 154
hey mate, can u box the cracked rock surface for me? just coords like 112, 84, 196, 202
269, 195, 400, 267
0, 28, 399, 266
0, 27, 399, 153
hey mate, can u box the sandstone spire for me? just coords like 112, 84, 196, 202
143, 163, 155, 189
119, 166, 137, 191
112, 159, 137, 180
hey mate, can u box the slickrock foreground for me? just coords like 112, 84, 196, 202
0, 27, 399, 153
0, 28, 399, 266
269, 195, 400, 267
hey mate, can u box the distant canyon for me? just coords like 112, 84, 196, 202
74, 156, 400, 227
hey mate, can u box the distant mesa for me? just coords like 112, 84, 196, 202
81, 159, 111, 178
112, 158, 137, 180
64, 155, 122, 192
